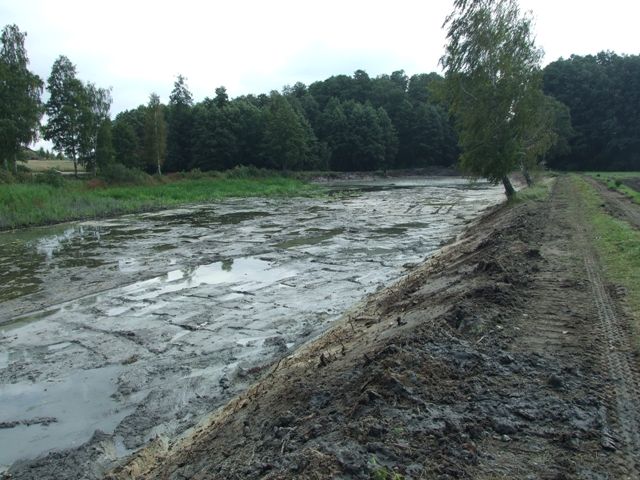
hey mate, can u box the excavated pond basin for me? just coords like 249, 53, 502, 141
0, 177, 503, 472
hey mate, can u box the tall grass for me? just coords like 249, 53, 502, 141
0, 175, 318, 230
508, 175, 555, 205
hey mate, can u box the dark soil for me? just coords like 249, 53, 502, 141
621, 177, 640, 193
106, 176, 640, 480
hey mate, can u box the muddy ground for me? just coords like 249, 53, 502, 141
0, 178, 505, 478
104, 175, 640, 480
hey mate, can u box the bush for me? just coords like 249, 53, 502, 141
224, 165, 270, 179
35, 169, 66, 187
0, 169, 14, 184
99, 163, 153, 185
181, 168, 208, 180
16, 163, 31, 173
615, 179, 622, 187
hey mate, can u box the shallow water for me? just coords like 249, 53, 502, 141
0, 177, 504, 470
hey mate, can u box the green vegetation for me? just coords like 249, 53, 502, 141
0, 171, 318, 230
4, 10, 640, 202
544, 53, 640, 171
369, 456, 404, 480
585, 172, 640, 204
0, 25, 43, 173
43, 55, 111, 177
440, 0, 556, 197
509, 176, 555, 204
574, 175, 640, 348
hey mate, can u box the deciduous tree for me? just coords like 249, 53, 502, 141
144, 93, 166, 175
43, 56, 86, 177
441, 0, 547, 197
79, 83, 112, 175
0, 24, 43, 172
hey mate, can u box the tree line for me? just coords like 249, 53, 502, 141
112, 70, 459, 174
543, 52, 640, 171
1, 21, 639, 180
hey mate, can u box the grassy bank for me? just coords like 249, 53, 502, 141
0, 175, 318, 230
574, 175, 640, 348
586, 171, 640, 203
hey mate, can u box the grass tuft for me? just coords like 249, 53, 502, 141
509, 176, 554, 205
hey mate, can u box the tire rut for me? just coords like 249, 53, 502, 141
568, 177, 640, 476
588, 177, 640, 229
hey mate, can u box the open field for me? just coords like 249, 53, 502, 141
24, 159, 84, 172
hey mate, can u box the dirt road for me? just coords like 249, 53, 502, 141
587, 176, 640, 230
103, 175, 640, 480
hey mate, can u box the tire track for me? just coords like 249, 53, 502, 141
518, 180, 584, 358
569, 177, 640, 475
588, 177, 640, 230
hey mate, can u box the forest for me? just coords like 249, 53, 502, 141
1, 22, 640, 177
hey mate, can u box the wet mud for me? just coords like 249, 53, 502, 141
0, 178, 504, 477
105, 176, 640, 480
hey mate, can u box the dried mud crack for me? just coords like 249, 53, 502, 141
101, 176, 640, 480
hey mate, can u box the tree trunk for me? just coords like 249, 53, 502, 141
502, 175, 516, 198
13, 154, 17, 174
154, 109, 161, 176
522, 165, 533, 187
73, 159, 78, 178
3, 157, 7, 171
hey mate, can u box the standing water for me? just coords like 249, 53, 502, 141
0, 177, 504, 473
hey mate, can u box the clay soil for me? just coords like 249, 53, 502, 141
108, 176, 640, 480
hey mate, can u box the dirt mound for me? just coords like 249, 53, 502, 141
108, 177, 637, 479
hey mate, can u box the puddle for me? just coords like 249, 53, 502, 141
1, 308, 63, 333
0, 365, 130, 468
122, 257, 295, 302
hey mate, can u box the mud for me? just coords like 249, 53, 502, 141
0, 178, 505, 477
106, 176, 640, 480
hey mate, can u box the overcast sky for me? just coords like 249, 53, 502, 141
1, 0, 639, 117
